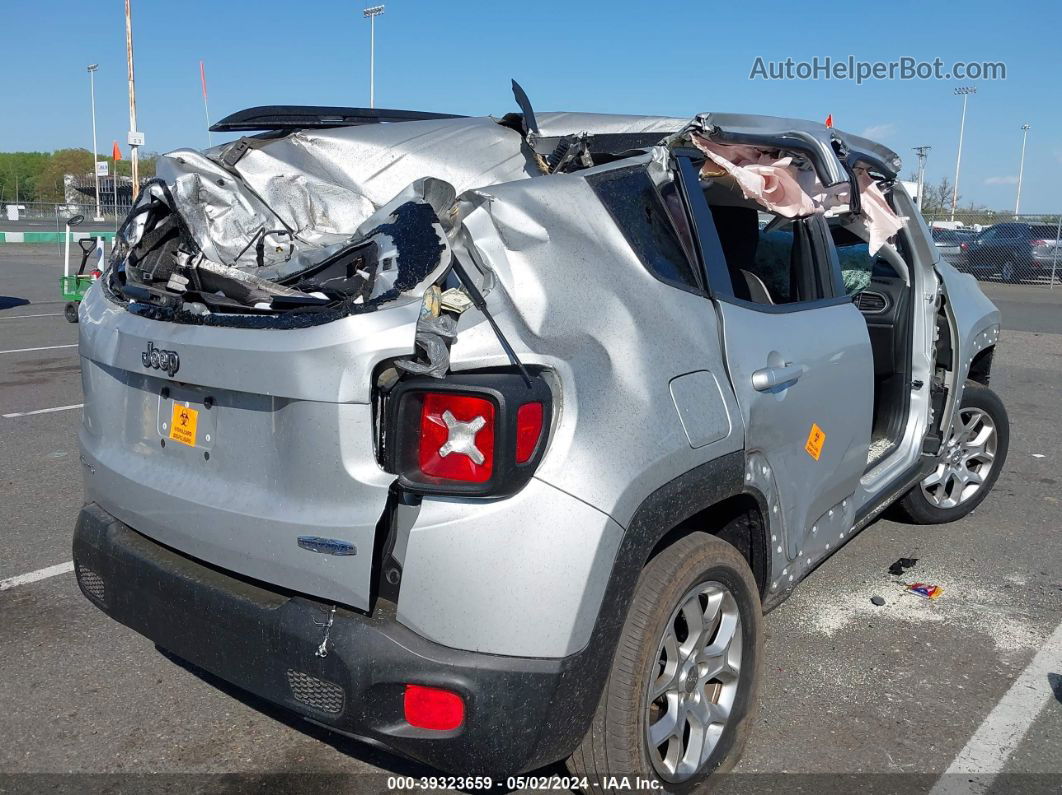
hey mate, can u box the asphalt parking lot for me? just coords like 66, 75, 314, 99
1, 243, 1060, 791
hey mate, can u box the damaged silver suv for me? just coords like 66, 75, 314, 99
73, 86, 1009, 788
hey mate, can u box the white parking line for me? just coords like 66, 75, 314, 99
0, 312, 64, 320
2, 403, 83, 418
0, 561, 74, 591
930, 619, 1062, 794
0, 343, 78, 355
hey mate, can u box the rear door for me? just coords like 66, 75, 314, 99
676, 157, 873, 558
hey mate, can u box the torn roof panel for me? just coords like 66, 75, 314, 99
152, 108, 901, 280
531, 112, 687, 138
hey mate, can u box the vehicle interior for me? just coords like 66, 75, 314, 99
828, 220, 914, 467
667, 172, 915, 468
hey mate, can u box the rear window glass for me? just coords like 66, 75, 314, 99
932, 229, 961, 243
589, 168, 701, 291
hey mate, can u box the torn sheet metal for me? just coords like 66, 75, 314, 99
109, 174, 456, 328
156, 116, 536, 279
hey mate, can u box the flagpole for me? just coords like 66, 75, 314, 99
200, 61, 213, 148
112, 142, 122, 233
125, 0, 140, 200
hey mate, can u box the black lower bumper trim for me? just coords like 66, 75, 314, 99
72, 504, 592, 775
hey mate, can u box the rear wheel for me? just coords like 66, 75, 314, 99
64, 302, 79, 323
568, 533, 762, 791
893, 383, 1009, 524
1000, 260, 1019, 283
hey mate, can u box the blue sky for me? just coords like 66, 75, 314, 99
1, 0, 1059, 211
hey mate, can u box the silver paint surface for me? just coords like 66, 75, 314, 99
77, 109, 1001, 659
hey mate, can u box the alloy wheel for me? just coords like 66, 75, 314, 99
920, 407, 998, 509
645, 581, 742, 782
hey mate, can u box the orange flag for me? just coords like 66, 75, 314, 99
112, 141, 123, 161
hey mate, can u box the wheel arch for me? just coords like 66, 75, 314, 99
646, 493, 768, 598
536, 450, 768, 767
968, 345, 995, 385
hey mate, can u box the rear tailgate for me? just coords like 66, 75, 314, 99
77, 285, 420, 611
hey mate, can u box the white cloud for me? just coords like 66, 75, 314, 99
860, 123, 896, 140
985, 175, 1018, 185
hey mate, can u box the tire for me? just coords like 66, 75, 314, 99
1000, 260, 1019, 283
892, 382, 1009, 524
64, 302, 79, 323
567, 533, 763, 792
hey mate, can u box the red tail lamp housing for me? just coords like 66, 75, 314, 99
515, 401, 544, 464
385, 372, 552, 498
419, 393, 496, 482
403, 684, 465, 731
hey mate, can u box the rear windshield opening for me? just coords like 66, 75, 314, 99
105, 182, 450, 329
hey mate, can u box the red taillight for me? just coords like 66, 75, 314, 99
388, 374, 551, 497
1030, 239, 1049, 248
960, 242, 969, 251
515, 402, 544, 464
418, 393, 495, 482
90, 269, 103, 279
403, 684, 465, 731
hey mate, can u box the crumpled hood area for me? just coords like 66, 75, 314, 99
157, 116, 537, 280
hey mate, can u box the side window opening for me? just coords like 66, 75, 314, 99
706, 201, 827, 306
589, 167, 702, 292
829, 223, 900, 295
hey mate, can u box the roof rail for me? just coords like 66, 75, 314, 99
209, 105, 467, 133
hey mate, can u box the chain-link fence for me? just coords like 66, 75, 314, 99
2, 174, 138, 226
3, 200, 132, 225
924, 212, 1062, 287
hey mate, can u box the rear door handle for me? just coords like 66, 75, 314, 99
752, 363, 804, 392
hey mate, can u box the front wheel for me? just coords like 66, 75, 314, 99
568, 533, 762, 792
64, 302, 79, 323
893, 382, 1009, 524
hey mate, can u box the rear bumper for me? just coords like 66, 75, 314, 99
72, 503, 597, 775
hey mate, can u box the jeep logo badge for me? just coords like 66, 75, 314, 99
142, 341, 180, 376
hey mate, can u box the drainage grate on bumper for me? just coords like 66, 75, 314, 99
286, 669, 345, 714
76, 564, 105, 602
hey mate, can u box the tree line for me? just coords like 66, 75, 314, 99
0, 149, 158, 204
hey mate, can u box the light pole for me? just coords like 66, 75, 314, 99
950, 86, 976, 222
913, 145, 931, 212
1014, 123, 1030, 218
87, 64, 103, 221
125, 0, 141, 201
363, 5, 384, 109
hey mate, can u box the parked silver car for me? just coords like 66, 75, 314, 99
73, 87, 1009, 790
931, 225, 975, 268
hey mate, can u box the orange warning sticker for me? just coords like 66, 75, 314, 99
169, 403, 199, 447
804, 423, 825, 460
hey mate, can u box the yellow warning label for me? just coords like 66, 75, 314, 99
805, 423, 825, 460
169, 403, 199, 447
